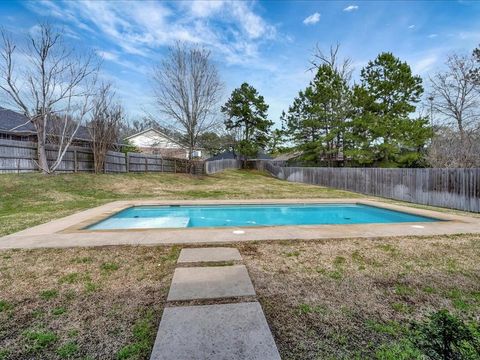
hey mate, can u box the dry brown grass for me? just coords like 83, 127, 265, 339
1, 235, 479, 359
240, 234, 480, 359
0, 246, 179, 360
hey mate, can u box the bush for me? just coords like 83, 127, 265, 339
412, 310, 480, 360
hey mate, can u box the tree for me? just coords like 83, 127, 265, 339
267, 128, 286, 155
429, 53, 479, 141
152, 42, 223, 161
88, 83, 124, 174
348, 52, 431, 167
471, 44, 480, 84
196, 131, 235, 157
221, 83, 273, 159
427, 125, 480, 167
0, 24, 98, 174
282, 62, 351, 165
427, 52, 480, 167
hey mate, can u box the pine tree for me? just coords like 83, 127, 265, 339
347, 52, 431, 167
221, 83, 273, 159
282, 64, 351, 165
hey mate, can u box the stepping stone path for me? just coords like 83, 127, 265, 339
167, 265, 256, 301
150, 247, 281, 360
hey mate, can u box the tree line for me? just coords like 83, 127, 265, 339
1, 23, 479, 174
278, 44, 480, 168
157, 41, 480, 169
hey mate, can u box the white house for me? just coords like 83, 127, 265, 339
124, 128, 202, 159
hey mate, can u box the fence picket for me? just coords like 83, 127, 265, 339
0, 139, 204, 175
260, 161, 480, 213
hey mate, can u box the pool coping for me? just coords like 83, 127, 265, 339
1, 198, 479, 249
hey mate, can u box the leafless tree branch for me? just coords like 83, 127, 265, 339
152, 41, 223, 163
0, 23, 100, 173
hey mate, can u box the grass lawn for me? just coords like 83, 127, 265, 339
0, 246, 179, 360
0, 170, 359, 237
1, 170, 479, 359
241, 235, 480, 359
1, 235, 479, 359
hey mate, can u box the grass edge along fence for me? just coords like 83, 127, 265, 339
255, 161, 480, 213
0, 138, 204, 174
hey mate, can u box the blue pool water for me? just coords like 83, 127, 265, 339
87, 204, 440, 230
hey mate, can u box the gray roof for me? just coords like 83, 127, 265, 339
0, 107, 91, 141
0, 107, 35, 133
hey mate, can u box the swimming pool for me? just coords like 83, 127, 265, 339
86, 203, 441, 230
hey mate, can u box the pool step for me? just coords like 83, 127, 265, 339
150, 247, 281, 360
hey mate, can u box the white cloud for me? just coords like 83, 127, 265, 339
458, 30, 480, 40
428, 33, 438, 38
26, 0, 276, 65
343, 5, 359, 12
303, 12, 320, 25
408, 25, 415, 29
189, 0, 225, 18
230, 2, 276, 39
96, 50, 118, 62
412, 55, 438, 74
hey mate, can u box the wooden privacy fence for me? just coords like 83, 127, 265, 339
205, 159, 242, 174
0, 138, 204, 174
259, 161, 480, 213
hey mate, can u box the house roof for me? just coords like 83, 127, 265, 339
0, 106, 91, 141
0, 107, 36, 133
124, 127, 185, 147
273, 151, 302, 161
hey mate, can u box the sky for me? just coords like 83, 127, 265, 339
1, 0, 480, 129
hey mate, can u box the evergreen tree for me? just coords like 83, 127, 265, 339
221, 83, 273, 158
282, 64, 351, 165
472, 44, 480, 84
347, 52, 431, 167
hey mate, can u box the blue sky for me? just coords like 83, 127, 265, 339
1, 0, 480, 128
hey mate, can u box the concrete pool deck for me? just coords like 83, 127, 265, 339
1, 199, 480, 250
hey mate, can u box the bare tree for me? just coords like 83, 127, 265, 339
152, 42, 223, 162
427, 53, 480, 167
88, 83, 124, 174
429, 53, 479, 141
0, 24, 98, 173
427, 126, 480, 167
310, 43, 353, 82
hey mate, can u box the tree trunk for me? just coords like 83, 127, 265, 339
35, 120, 50, 174
37, 141, 49, 174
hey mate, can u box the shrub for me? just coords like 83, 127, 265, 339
412, 310, 480, 359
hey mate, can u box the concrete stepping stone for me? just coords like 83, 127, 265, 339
150, 302, 281, 360
177, 247, 242, 263
167, 265, 255, 301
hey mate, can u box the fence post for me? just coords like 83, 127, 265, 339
161, 157, 164, 172
126, 153, 129, 173
73, 149, 78, 173
144, 156, 148, 172
174, 159, 177, 173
